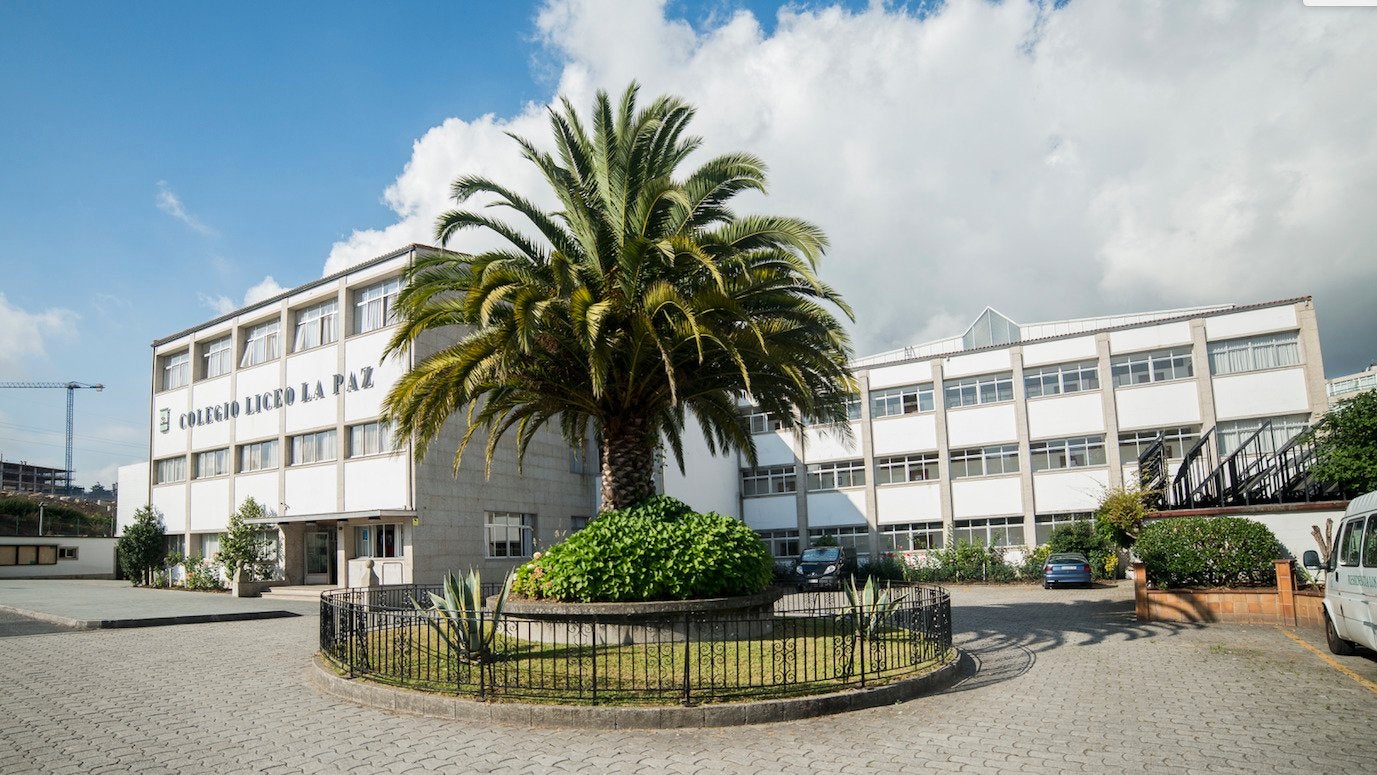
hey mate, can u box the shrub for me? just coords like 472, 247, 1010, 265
1134, 517, 1283, 588
183, 554, 224, 591
511, 496, 773, 602
1047, 521, 1119, 580
1095, 487, 1155, 548
219, 497, 276, 581
117, 505, 166, 585
1019, 545, 1052, 581
857, 555, 906, 582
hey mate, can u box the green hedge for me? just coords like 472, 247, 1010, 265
511, 496, 774, 602
0, 497, 112, 537
1134, 516, 1282, 588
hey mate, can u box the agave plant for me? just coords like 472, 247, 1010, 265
843, 575, 908, 639
412, 569, 511, 664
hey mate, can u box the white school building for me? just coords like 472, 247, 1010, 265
119, 244, 1329, 585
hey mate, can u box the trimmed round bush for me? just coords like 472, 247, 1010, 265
511, 496, 774, 602
1134, 516, 1283, 588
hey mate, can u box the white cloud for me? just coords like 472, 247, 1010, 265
0, 293, 78, 375
243, 276, 286, 305
197, 293, 236, 316
155, 180, 215, 235
321, 0, 1377, 373
194, 277, 285, 317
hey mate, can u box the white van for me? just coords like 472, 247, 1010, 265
1304, 490, 1377, 655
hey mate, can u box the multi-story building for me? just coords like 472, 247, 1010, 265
133, 245, 594, 587
1326, 363, 1376, 408
662, 298, 1329, 566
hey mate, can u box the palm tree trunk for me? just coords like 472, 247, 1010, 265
599, 418, 657, 511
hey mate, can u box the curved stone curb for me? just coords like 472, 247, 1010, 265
307, 650, 961, 729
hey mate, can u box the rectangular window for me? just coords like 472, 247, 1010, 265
1215, 415, 1309, 456
1034, 513, 1094, 545
1363, 516, 1377, 568
1111, 347, 1193, 388
293, 299, 338, 352
162, 351, 190, 391
194, 448, 230, 479
348, 421, 396, 458
757, 529, 800, 559
201, 336, 232, 379
806, 459, 866, 490
58, 546, 78, 560
200, 533, 220, 558
741, 465, 797, 497
154, 456, 187, 484
1024, 361, 1100, 398
485, 512, 534, 558
953, 516, 1025, 547
870, 384, 934, 418
808, 525, 870, 562
875, 452, 939, 485
880, 521, 944, 552
1338, 519, 1363, 567
843, 394, 862, 421
355, 524, 401, 559
290, 429, 337, 466
949, 445, 1020, 478
943, 373, 1015, 409
1029, 436, 1107, 472
742, 409, 786, 435
353, 277, 403, 335
1118, 427, 1200, 462
1207, 331, 1300, 376
238, 439, 279, 472
240, 320, 281, 367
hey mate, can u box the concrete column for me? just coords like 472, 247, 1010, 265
280, 522, 305, 585
277, 302, 290, 521
1189, 319, 1219, 451
1009, 347, 1036, 547
931, 361, 954, 548
856, 372, 880, 559
1295, 299, 1329, 421
1096, 333, 1125, 490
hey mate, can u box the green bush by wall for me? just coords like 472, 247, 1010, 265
1134, 516, 1283, 588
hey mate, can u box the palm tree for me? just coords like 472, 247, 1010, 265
383, 82, 855, 511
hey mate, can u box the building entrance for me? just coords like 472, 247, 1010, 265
304, 528, 336, 585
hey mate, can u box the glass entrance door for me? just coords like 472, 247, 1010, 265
304, 529, 335, 585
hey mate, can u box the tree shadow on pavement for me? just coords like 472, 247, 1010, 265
0, 611, 75, 638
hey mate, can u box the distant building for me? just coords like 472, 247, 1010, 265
0, 460, 67, 495
1327, 363, 1377, 408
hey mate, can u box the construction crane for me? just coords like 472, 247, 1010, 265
0, 381, 105, 495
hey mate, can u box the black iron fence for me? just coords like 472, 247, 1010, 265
320, 583, 953, 705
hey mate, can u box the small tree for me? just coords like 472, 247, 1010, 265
1095, 486, 1155, 548
116, 505, 166, 586
1309, 390, 1377, 494
219, 497, 276, 581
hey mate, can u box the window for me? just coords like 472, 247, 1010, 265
742, 409, 786, 434
1034, 513, 1093, 544
870, 384, 934, 418
1118, 427, 1200, 462
943, 373, 1014, 408
1024, 361, 1100, 398
1111, 347, 1193, 387
953, 516, 1025, 547
293, 299, 338, 351
880, 522, 943, 552
161, 351, 190, 391
809, 525, 870, 562
1337, 519, 1363, 567
194, 448, 230, 479
1208, 332, 1300, 376
485, 512, 534, 558
842, 394, 862, 421
290, 429, 337, 465
348, 421, 396, 458
806, 459, 866, 490
166, 534, 185, 556
355, 524, 401, 559
58, 546, 78, 560
200, 533, 220, 559
741, 465, 796, 497
1364, 516, 1377, 568
353, 277, 402, 334
875, 453, 939, 485
239, 439, 279, 472
757, 529, 800, 559
201, 336, 232, 379
949, 445, 1019, 478
1029, 436, 1106, 471
1215, 415, 1309, 456
240, 320, 281, 367
154, 456, 187, 484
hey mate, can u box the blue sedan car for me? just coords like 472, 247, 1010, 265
1043, 552, 1093, 589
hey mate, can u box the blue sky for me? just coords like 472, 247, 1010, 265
2, 0, 1374, 489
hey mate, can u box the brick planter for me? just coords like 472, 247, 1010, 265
1133, 559, 1319, 629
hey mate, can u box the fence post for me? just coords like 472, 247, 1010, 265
477, 609, 486, 701
590, 622, 599, 706
1275, 559, 1296, 626
681, 612, 692, 706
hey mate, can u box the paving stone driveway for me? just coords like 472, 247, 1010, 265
2, 582, 1374, 774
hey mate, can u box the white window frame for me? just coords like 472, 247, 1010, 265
1111, 347, 1193, 388
162, 351, 190, 391
201, 336, 232, 380
1029, 436, 1107, 472
1024, 361, 1100, 398
348, 421, 396, 458
293, 299, 338, 352
943, 373, 1015, 409
880, 521, 944, 552
950, 445, 1020, 478
1215, 414, 1309, 456
870, 384, 935, 418
756, 529, 800, 559
808, 526, 870, 563
1118, 427, 1200, 462
355, 524, 401, 559
741, 465, 797, 497
806, 459, 866, 490
1207, 332, 1300, 376
239, 439, 279, 473
1034, 513, 1094, 545
194, 448, 230, 479
290, 429, 337, 466
352, 277, 402, 335
154, 456, 187, 484
240, 319, 281, 368
874, 453, 939, 485
743, 409, 786, 435
485, 512, 535, 559
953, 516, 1025, 547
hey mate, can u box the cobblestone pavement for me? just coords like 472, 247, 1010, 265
3, 582, 1375, 774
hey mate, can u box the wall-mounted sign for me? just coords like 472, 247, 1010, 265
164, 367, 376, 433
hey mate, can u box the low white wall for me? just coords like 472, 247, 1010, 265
0, 536, 117, 578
